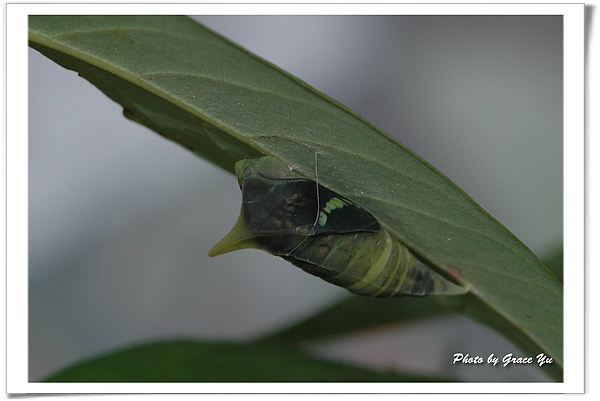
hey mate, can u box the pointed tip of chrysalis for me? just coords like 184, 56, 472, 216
209, 214, 258, 257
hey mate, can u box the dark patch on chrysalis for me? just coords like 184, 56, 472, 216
237, 166, 379, 236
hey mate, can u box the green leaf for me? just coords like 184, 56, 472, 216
541, 245, 563, 284
44, 340, 449, 382
28, 15, 562, 374
261, 296, 452, 344
261, 295, 563, 381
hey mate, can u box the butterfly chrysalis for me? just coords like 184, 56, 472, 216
210, 156, 467, 297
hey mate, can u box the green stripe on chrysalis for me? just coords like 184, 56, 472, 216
210, 156, 467, 297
